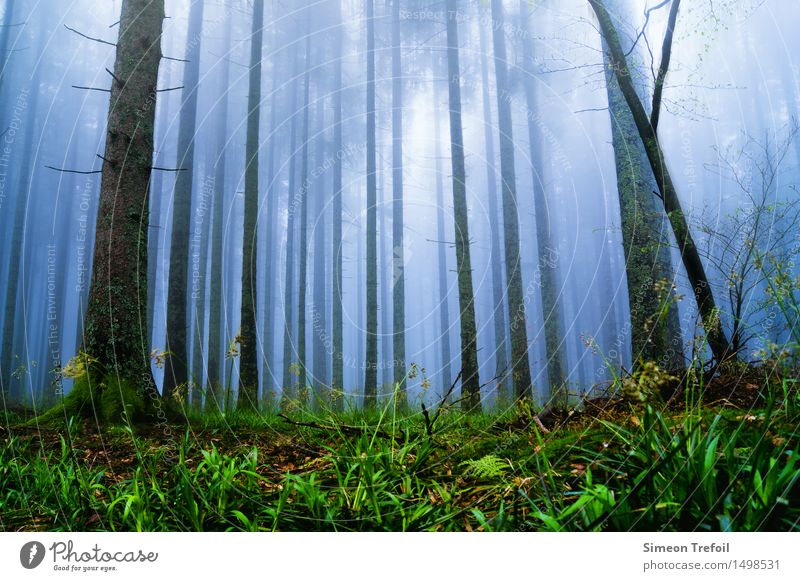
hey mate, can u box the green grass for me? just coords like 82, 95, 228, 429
1, 385, 799, 531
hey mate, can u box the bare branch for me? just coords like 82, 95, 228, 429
64, 24, 116, 47
45, 165, 102, 175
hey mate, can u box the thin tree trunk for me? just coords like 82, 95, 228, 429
432, 59, 453, 402
296, 33, 312, 406
490, 0, 533, 401
445, 0, 481, 411
164, 0, 204, 402
363, 0, 378, 408
331, 0, 345, 410
478, 17, 510, 401
280, 60, 301, 407
312, 93, 328, 407
238, 0, 265, 411
1, 31, 43, 398
207, 15, 233, 413
391, 0, 407, 403
519, 0, 567, 398
84, 0, 164, 391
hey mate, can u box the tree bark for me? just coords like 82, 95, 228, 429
391, 0, 407, 403
164, 0, 204, 402
331, 0, 345, 410
84, 0, 164, 391
445, 0, 481, 411
238, 0, 265, 411
490, 0, 533, 401
590, 0, 730, 363
363, 0, 378, 408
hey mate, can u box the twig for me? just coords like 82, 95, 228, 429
149, 166, 187, 172
162, 55, 190, 63
277, 413, 406, 445
105, 67, 124, 87
72, 85, 111, 93
64, 24, 116, 47
156, 86, 184, 92
45, 165, 102, 175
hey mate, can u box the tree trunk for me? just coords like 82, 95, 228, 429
164, 0, 204, 402
519, 0, 567, 399
296, 34, 312, 407
363, 0, 378, 408
478, 15, 511, 401
445, 0, 481, 411
331, 0, 345, 410
600, 0, 684, 371
280, 56, 301, 406
206, 15, 233, 413
238, 0, 265, 412
432, 57, 453, 402
589, 0, 730, 363
391, 0, 407, 403
490, 0, 533, 401
312, 93, 328, 407
84, 0, 164, 390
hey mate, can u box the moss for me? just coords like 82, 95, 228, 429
29, 372, 146, 427
99, 375, 146, 423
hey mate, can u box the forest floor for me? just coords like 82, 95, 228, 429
1, 370, 799, 531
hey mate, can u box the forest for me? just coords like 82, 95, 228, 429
0, 0, 799, 532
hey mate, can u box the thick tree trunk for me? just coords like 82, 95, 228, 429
164, 0, 204, 402
600, 0, 684, 371
363, 0, 378, 408
84, 0, 164, 389
391, 0, 407, 402
445, 0, 481, 411
490, 0, 533, 401
478, 16, 510, 401
238, 0, 265, 411
590, 0, 730, 363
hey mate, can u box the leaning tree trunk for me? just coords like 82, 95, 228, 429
84, 0, 164, 391
590, 0, 730, 363
238, 0, 265, 412
391, 0, 407, 403
519, 0, 567, 398
445, 0, 481, 411
331, 0, 345, 410
478, 17, 510, 401
600, 0, 684, 371
363, 0, 378, 408
164, 0, 204, 403
490, 0, 533, 400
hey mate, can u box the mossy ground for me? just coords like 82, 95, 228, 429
1, 376, 798, 531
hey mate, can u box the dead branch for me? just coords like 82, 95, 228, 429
64, 24, 116, 47
277, 413, 407, 445
45, 165, 102, 175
